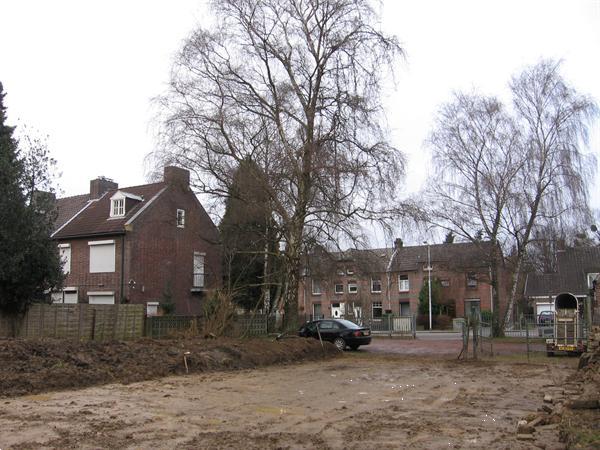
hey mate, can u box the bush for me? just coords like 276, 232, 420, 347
434, 314, 452, 329
480, 310, 493, 322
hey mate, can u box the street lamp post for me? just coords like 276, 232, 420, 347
424, 241, 432, 330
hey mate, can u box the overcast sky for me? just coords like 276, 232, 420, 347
1, 0, 599, 236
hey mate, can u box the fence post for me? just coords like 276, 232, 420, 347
523, 313, 530, 363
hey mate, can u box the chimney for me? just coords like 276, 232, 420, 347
90, 177, 118, 199
394, 238, 403, 249
164, 166, 190, 187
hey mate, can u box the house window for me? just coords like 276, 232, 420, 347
193, 252, 205, 288
348, 281, 358, 294
111, 198, 125, 217
88, 291, 115, 305
371, 278, 382, 293
400, 302, 411, 316
334, 283, 344, 294
312, 279, 322, 295
58, 243, 71, 274
399, 274, 409, 292
467, 272, 477, 288
441, 279, 450, 287
587, 273, 599, 289
177, 209, 185, 228
372, 301, 383, 318
88, 240, 116, 273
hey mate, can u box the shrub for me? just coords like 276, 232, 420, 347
434, 314, 452, 329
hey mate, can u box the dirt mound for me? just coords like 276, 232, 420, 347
0, 336, 338, 398
556, 344, 600, 448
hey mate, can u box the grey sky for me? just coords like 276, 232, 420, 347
1, 1, 599, 225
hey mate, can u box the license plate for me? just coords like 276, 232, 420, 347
558, 345, 576, 351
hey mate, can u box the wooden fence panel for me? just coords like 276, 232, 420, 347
0, 303, 145, 341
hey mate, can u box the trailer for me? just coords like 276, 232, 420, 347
546, 292, 587, 356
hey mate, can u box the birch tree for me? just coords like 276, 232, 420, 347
502, 60, 597, 323
426, 92, 523, 334
152, 0, 405, 328
426, 60, 597, 330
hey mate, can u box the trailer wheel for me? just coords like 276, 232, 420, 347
546, 351, 554, 357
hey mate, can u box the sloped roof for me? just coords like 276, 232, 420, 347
525, 247, 600, 297
53, 182, 166, 239
307, 241, 493, 276
54, 193, 90, 232
392, 241, 493, 272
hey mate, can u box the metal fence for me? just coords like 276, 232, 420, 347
145, 313, 271, 339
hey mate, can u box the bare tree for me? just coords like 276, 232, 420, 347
151, 0, 405, 328
503, 60, 597, 324
425, 60, 597, 330
426, 92, 523, 334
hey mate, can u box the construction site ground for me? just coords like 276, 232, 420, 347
0, 336, 595, 449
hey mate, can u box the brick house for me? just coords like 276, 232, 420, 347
51, 166, 221, 315
299, 241, 505, 323
524, 247, 600, 317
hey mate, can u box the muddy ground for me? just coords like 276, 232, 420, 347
0, 337, 339, 398
0, 337, 581, 449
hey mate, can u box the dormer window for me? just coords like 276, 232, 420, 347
109, 190, 143, 218
111, 198, 125, 217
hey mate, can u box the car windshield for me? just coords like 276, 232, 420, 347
335, 319, 361, 329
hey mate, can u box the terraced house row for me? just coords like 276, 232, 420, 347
298, 240, 509, 322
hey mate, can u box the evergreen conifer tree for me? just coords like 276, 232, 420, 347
0, 82, 62, 315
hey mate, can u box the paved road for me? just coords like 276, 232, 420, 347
363, 334, 545, 356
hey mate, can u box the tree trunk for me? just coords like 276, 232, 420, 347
503, 255, 523, 329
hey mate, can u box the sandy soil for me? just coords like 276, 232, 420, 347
0, 350, 576, 449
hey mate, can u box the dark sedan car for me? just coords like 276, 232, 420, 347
298, 319, 371, 351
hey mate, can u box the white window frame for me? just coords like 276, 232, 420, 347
587, 273, 599, 289
193, 252, 205, 288
58, 243, 71, 274
177, 209, 186, 228
110, 198, 125, 217
348, 281, 358, 294
311, 279, 322, 295
398, 274, 409, 292
371, 278, 382, 293
467, 272, 478, 288
372, 301, 383, 318
88, 240, 116, 273
88, 291, 115, 305
334, 283, 344, 294
346, 268, 354, 275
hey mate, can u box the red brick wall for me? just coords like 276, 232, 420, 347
58, 236, 124, 302
299, 264, 500, 320
123, 183, 221, 315
56, 183, 221, 315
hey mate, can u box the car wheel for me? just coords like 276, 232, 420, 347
333, 337, 346, 351
547, 351, 554, 357
349, 345, 359, 351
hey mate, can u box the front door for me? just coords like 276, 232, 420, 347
313, 303, 322, 320
465, 299, 481, 319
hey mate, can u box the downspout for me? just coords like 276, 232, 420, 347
120, 234, 126, 303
